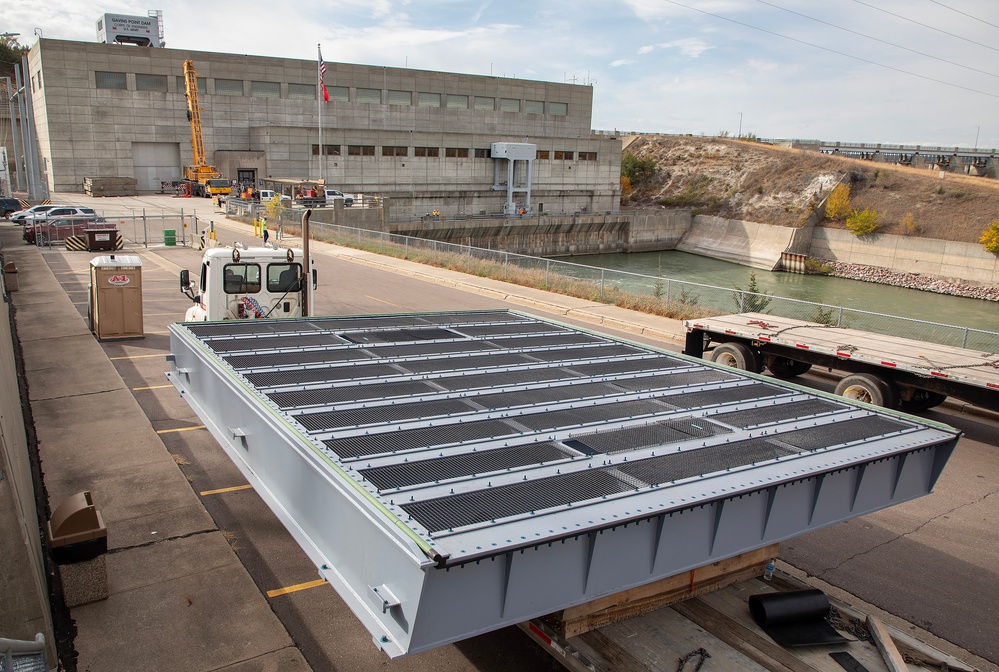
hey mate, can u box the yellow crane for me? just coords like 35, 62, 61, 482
182, 60, 226, 197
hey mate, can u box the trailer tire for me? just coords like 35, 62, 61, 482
765, 356, 812, 379
835, 373, 899, 409
708, 342, 763, 373
899, 389, 947, 412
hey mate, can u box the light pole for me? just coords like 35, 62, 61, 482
738, 112, 743, 139
974, 126, 980, 151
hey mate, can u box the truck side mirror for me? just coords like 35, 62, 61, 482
312, 268, 318, 290
180, 269, 189, 290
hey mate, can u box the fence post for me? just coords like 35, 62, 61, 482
467, 244, 471, 273
837, 307, 844, 327
505, 252, 509, 280
665, 279, 671, 305
545, 259, 550, 288
962, 328, 969, 349
142, 208, 148, 248
405, 237, 408, 258
738, 291, 744, 312
600, 269, 605, 299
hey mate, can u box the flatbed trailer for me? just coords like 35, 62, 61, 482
683, 313, 999, 412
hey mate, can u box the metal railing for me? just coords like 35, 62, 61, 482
307, 222, 999, 353
0, 633, 47, 672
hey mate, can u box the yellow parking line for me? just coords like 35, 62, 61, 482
365, 294, 401, 308
133, 384, 173, 391
109, 353, 167, 360
156, 425, 206, 434
266, 578, 328, 598
200, 484, 253, 496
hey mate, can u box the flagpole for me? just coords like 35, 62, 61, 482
318, 44, 323, 182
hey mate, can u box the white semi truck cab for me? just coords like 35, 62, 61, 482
180, 244, 315, 321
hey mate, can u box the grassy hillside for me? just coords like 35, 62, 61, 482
621, 135, 999, 244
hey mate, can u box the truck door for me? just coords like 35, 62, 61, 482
264, 262, 304, 317
222, 262, 264, 318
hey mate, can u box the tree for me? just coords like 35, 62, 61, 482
846, 208, 880, 237
0, 35, 28, 95
981, 219, 999, 254
620, 152, 657, 186
824, 183, 851, 220
735, 272, 773, 313
265, 194, 286, 223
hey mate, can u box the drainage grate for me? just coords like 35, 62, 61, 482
777, 415, 911, 451
297, 399, 475, 431
401, 469, 633, 532
516, 399, 671, 431
267, 381, 439, 408
616, 438, 799, 485
324, 419, 518, 459
711, 399, 844, 428
661, 383, 787, 409
568, 418, 730, 455
245, 363, 399, 387
361, 443, 570, 490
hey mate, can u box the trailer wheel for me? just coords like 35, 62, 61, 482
899, 389, 947, 412
765, 356, 812, 379
835, 373, 898, 408
708, 342, 762, 373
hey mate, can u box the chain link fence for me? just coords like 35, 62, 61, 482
307, 222, 999, 353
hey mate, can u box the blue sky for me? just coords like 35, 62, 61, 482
4, 0, 997, 148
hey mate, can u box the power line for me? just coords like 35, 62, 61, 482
657, 0, 999, 99
850, 0, 999, 53
755, 0, 999, 80
925, 0, 999, 31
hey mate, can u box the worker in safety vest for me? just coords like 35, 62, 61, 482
261, 216, 269, 244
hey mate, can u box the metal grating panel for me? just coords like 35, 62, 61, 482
777, 415, 911, 450
267, 381, 439, 408
568, 418, 730, 455
367, 340, 499, 358
401, 353, 537, 373
341, 328, 463, 344
493, 334, 602, 349
528, 345, 643, 361
616, 438, 799, 485
226, 348, 373, 370
402, 469, 633, 532
297, 399, 474, 431
610, 369, 734, 392
662, 383, 787, 409
711, 399, 844, 428
360, 443, 570, 490
457, 323, 566, 337
208, 333, 346, 353
417, 311, 528, 325
433, 367, 578, 390
245, 363, 399, 387
471, 382, 623, 410
323, 419, 517, 459
567, 356, 689, 376
186, 320, 323, 338
516, 399, 671, 431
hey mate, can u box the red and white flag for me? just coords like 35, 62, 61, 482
319, 47, 330, 103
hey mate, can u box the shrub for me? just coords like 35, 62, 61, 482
846, 208, 880, 236
900, 212, 918, 235
620, 152, 657, 185
981, 220, 999, 254
734, 272, 772, 313
824, 183, 851, 220
620, 176, 633, 199
804, 258, 832, 274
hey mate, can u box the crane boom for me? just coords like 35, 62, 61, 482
182, 60, 221, 195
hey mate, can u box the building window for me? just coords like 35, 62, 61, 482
312, 144, 341, 156
474, 148, 490, 158
382, 146, 408, 157
176, 76, 206, 93
579, 151, 597, 161
215, 79, 244, 96
525, 100, 544, 114
499, 98, 520, 112
446, 94, 468, 109
95, 71, 127, 90
251, 81, 281, 98
550, 102, 568, 116
37, 70, 42, 90
418, 92, 441, 107
388, 90, 412, 105
554, 150, 574, 160
330, 86, 349, 102
347, 145, 375, 156
473, 96, 494, 111
356, 88, 381, 104
536, 150, 549, 160
414, 147, 439, 157
136, 73, 167, 92
445, 147, 469, 158
289, 83, 316, 100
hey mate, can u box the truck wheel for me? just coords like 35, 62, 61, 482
835, 373, 899, 409
708, 342, 762, 373
765, 356, 812, 379
899, 389, 947, 412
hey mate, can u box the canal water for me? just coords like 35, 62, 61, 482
566, 250, 999, 333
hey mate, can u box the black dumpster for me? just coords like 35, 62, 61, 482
86, 229, 116, 252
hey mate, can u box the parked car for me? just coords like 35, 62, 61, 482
0, 198, 23, 218
22, 206, 98, 223
23, 217, 114, 245
9, 204, 61, 225
324, 189, 354, 207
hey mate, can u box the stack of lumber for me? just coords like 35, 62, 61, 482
83, 177, 137, 197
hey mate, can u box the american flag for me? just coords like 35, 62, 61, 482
319, 48, 330, 103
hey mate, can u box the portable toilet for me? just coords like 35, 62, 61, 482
89, 255, 143, 340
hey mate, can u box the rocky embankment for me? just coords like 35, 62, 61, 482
817, 259, 999, 303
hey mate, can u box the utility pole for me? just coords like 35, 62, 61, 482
974, 126, 980, 151
738, 112, 743, 139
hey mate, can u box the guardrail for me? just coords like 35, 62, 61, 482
308, 222, 999, 353
1, 633, 47, 672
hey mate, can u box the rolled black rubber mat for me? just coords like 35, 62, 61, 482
749, 588, 851, 647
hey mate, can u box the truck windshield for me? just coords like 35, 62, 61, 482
267, 263, 302, 292
223, 263, 261, 294
207, 180, 229, 187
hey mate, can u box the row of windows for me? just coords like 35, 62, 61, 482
95, 71, 570, 115
310, 145, 597, 160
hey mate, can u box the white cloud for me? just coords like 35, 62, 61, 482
610, 59, 636, 68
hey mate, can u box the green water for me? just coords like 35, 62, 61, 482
564, 250, 999, 333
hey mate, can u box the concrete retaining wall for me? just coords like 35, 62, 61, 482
810, 227, 999, 286
676, 215, 796, 270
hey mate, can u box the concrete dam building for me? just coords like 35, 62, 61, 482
23, 38, 622, 214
